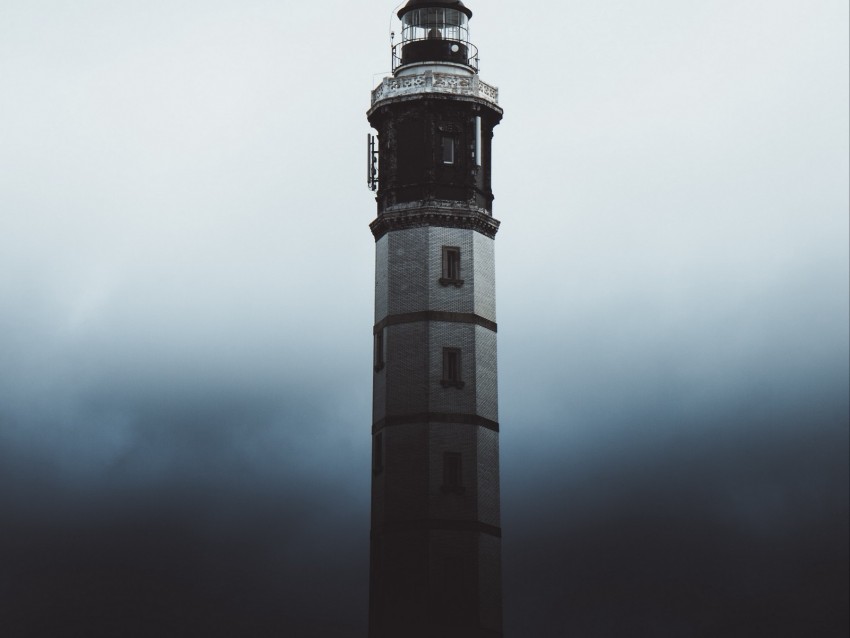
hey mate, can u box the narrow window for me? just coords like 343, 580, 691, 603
440, 246, 463, 287
374, 329, 384, 371
441, 348, 464, 389
373, 433, 384, 475
445, 248, 460, 280
441, 135, 455, 165
441, 452, 464, 493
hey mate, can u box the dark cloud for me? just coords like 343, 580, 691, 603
501, 381, 849, 638
1, 480, 369, 637
0, 381, 371, 638
1, 348, 846, 636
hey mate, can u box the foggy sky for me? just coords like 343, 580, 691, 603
0, 1, 847, 636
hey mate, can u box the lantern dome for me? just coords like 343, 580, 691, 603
397, 0, 472, 20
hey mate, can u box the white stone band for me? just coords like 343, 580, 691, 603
371, 71, 499, 107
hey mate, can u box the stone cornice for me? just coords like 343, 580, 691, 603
370, 205, 500, 240
370, 70, 501, 112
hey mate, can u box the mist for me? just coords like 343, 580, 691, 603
1, 0, 847, 636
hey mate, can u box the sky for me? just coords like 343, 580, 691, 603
0, 0, 848, 636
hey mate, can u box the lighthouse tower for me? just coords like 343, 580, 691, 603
367, 1, 503, 636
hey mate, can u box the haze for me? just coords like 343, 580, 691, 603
0, 1, 847, 635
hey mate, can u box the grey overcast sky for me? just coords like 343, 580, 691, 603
0, 1, 847, 636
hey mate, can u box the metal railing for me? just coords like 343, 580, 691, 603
391, 39, 479, 72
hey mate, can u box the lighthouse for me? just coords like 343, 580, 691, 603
367, 1, 503, 636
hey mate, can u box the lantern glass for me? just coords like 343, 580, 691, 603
401, 8, 469, 44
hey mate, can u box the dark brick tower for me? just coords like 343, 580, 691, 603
366, 1, 503, 636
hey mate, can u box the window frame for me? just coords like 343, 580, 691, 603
441, 347, 465, 389
439, 246, 464, 287
374, 328, 385, 372
440, 135, 456, 165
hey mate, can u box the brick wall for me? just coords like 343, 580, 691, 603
371, 224, 502, 637
374, 226, 496, 321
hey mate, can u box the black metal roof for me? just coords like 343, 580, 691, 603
397, 0, 473, 20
